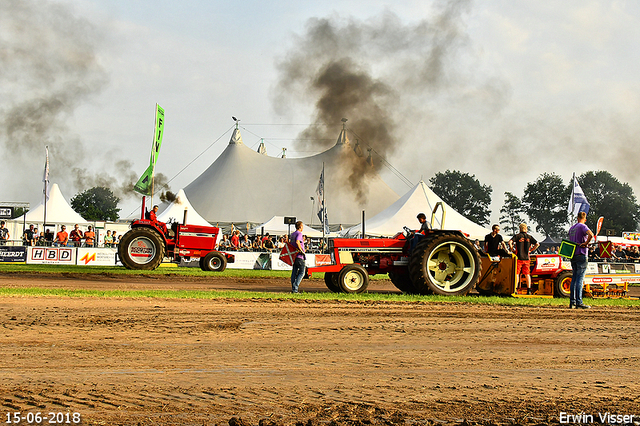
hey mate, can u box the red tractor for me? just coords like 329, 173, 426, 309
308, 227, 483, 296
118, 216, 234, 272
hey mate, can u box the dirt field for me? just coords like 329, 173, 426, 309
1, 273, 639, 425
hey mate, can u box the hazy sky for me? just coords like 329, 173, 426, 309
2, 0, 639, 227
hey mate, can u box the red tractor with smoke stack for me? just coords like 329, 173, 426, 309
307, 203, 583, 297
118, 204, 234, 272
308, 204, 484, 295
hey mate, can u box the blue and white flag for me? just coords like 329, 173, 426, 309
568, 173, 590, 216
316, 165, 330, 234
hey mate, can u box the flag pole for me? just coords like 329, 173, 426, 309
43, 146, 49, 230
321, 162, 325, 242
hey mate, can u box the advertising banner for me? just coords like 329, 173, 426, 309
27, 247, 76, 264
76, 248, 119, 266
0, 246, 27, 262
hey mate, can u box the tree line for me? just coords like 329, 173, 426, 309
64, 170, 640, 239
430, 170, 640, 239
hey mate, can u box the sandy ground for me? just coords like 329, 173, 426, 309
0, 273, 639, 426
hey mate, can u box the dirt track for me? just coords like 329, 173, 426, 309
1, 273, 639, 425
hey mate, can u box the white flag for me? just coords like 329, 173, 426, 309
568, 174, 590, 216
316, 165, 329, 234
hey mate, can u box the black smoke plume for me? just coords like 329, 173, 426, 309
0, 0, 165, 202
273, 1, 478, 201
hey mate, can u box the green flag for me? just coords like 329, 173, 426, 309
134, 104, 164, 195
133, 164, 154, 195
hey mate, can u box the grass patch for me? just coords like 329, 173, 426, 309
0, 263, 294, 279
0, 286, 637, 307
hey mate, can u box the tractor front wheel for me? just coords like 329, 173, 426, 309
119, 227, 165, 270
338, 264, 369, 294
201, 251, 227, 272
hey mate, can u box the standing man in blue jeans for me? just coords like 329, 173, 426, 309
568, 211, 594, 309
290, 221, 306, 293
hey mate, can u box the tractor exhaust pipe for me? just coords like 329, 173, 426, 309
183, 208, 188, 225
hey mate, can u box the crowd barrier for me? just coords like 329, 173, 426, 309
1, 246, 332, 271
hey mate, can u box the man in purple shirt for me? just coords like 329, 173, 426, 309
568, 211, 594, 309
290, 221, 306, 293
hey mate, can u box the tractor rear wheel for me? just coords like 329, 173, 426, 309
388, 271, 420, 294
409, 233, 481, 296
324, 272, 341, 292
554, 271, 572, 298
338, 264, 369, 294
119, 227, 165, 270
201, 251, 227, 272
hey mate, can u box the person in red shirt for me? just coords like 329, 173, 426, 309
83, 225, 95, 247
69, 224, 83, 247
230, 230, 240, 250
54, 225, 69, 246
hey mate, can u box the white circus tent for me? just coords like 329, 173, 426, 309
248, 216, 324, 238
13, 183, 87, 226
342, 180, 491, 240
7, 183, 88, 240
184, 127, 400, 225
157, 189, 211, 226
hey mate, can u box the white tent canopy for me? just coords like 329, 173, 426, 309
342, 180, 491, 240
184, 128, 399, 225
248, 216, 325, 238
157, 189, 211, 227
14, 183, 87, 226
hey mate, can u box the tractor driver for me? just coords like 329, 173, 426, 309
417, 213, 431, 234
410, 213, 431, 252
149, 205, 168, 235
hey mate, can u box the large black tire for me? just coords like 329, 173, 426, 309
201, 251, 227, 272
324, 272, 341, 293
119, 227, 165, 270
338, 264, 369, 294
554, 271, 572, 298
408, 233, 482, 296
388, 271, 420, 294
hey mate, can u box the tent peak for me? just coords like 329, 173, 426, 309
335, 129, 350, 146
229, 128, 243, 145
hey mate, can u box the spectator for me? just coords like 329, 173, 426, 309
54, 225, 69, 246
240, 234, 251, 251
230, 230, 240, 250
112, 231, 118, 246
44, 229, 54, 246
70, 224, 83, 247
104, 230, 114, 248
277, 236, 286, 250
509, 223, 539, 295
84, 225, 95, 247
0, 221, 9, 246
36, 230, 46, 246
613, 244, 627, 261
218, 234, 231, 250
23, 224, 35, 246
252, 236, 263, 251
263, 236, 275, 251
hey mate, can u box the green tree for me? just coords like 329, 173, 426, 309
10, 207, 28, 219
71, 187, 121, 221
522, 172, 569, 238
429, 170, 492, 226
576, 171, 640, 235
499, 192, 525, 236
